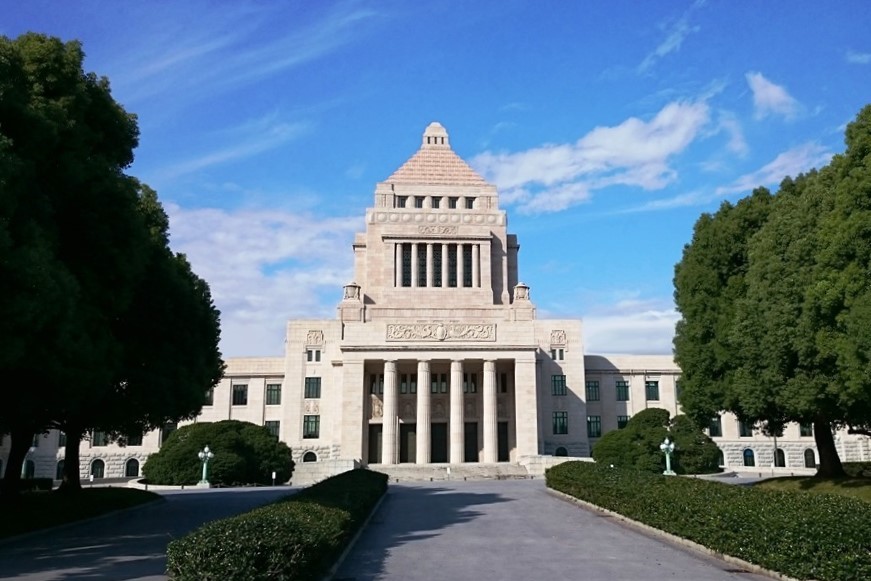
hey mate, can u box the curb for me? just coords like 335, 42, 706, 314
323, 488, 389, 581
0, 494, 166, 547
547, 488, 804, 581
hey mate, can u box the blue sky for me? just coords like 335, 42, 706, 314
4, 1, 870, 357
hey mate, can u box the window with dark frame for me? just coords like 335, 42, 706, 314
709, 416, 723, 437
462, 244, 472, 287
616, 380, 630, 401
402, 243, 412, 287
265, 420, 280, 439
432, 196, 441, 209
553, 411, 568, 435
645, 380, 660, 401
303, 415, 320, 439
447, 245, 458, 287
551, 374, 567, 396
414, 196, 424, 208
304, 377, 321, 399
232, 384, 248, 405
465, 197, 475, 209
433, 245, 443, 287
266, 383, 282, 405
448, 196, 459, 209
617, 415, 630, 429
738, 420, 753, 437
463, 373, 478, 393
799, 423, 813, 437
587, 415, 602, 438
396, 196, 407, 208
585, 380, 600, 401
418, 244, 427, 287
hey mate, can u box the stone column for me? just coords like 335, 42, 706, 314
416, 360, 431, 464
441, 243, 449, 288
411, 242, 419, 287
449, 360, 464, 463
514, 355, 539, 456
426, 243, 434, 287
472, 244, 480, 288
483, 360, 497, 462
457, 244, 465, 288
394, 243, 402, 287
382, 360, 398, 464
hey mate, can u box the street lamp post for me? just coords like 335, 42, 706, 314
660, 438, 676, 476
198, 445, 215, 487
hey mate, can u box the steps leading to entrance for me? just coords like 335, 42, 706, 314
370, 463, 532, 483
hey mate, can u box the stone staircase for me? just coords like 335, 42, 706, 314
370, 462, 533, 483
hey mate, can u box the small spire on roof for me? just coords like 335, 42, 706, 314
422, 122, 449, 148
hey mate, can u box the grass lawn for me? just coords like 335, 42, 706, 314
0, 488, 161, 540
753, 475, 871, 503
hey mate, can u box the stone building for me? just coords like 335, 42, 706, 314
2, 122, 869, 482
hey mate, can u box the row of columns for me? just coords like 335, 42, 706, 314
381, 359, 498, 464
394, 243, 481, 288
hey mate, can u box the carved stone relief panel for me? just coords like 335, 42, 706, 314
304, 400, 320, 414
433, 401, 446, 419
306, 330, 324, 346
401, 403, 415, 420
386, 323, 496, 342
418, 225, 458, 235
370, 396, 383, 419
550, 329, 567, 346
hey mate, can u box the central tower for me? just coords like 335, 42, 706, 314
339, 122, 532, 323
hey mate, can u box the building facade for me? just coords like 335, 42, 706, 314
2, 123, 869, 482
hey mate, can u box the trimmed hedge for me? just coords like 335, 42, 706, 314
166, 468, 388, 580
547, 461, 871, 581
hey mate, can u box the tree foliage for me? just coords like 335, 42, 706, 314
674, 105, 871, 477
143, 421, 295, 486
591, 409, 720, 474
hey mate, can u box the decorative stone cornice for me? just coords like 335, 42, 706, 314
386, 323, 496, 342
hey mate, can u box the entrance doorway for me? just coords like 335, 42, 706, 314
498, 421, 509, 462
399, 423, 417, 463
431, 423, 448, 462
368, 424, 383, 464
464, 422, 479, 462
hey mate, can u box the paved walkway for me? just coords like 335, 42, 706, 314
335, 479, 773, 581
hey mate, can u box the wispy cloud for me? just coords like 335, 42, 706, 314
156, 118, 311, 181
717, 142, 831, 196
167, 204, 360, 356
638, 1, 706, 73
472, 100, 710, 213
583, 297, 679, 355
846, 50, 871, 64
745, 72, 801, 120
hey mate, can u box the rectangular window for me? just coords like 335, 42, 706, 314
585, 380, 600, 401
553, 411, 568, 435
402, 243, 412, 287
306, 349, 322, 362
617, 415, 630, 429
58, 431, 67, 448
414, 196, 424, 208
463, 373, 478, 393
448, 196, 459, 209
369, 374, 384, 395
409, 373, 417, 394
462, 244, 472, 287
400, 373, 408, 394
303, 415, 320, 439
709, 416, 723, 437
266, 383, 282, 405
675, 379, 682, 402
418, 244, 427, 287
500, 372, 508, 394
799, 422, 813, 437
550, 348, 565, 360
160, 422, 177, 446
232, 384, 248, 405
440, 373, 448, 393
396, 196, 407, 208
552, 375, 567, 396
587, 416, 602, 437
448, 245, 457, 287
738, 420, 753, 437
465, 197, 475, 209
92, 431, 107, 447
204, 387, 214, 406
645, 380, 660, 401
431, 196, 441, 209
304, 377, 321, 399
127, 432, 143, 446
265, 420, 280, 439
616, 380, 630, 401
433, 245, 442, 287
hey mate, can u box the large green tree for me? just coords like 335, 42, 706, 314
674, 105, 871, 477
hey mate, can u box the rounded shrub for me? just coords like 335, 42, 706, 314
142, 420, 294, 485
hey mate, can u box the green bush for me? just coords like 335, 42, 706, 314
547, 461, 871, 581
591, 409, 719, 474
843, 462, 871, 478
143, 420, 294, 486
166, 468, 388, 580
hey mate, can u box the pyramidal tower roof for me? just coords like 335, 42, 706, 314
384, 122, 489, 186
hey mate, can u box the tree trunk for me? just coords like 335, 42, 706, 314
58, 426, 83, 493
813, 417, 846, 478
0, 428, 35, 498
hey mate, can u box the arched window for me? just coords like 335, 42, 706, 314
743, 449, 755, 467
56, 460, 65, 481
302, 451, 318, 463
23, 459, 35, 479
804, 448, 817, 468
716, 449, 725, 467
555, 446, 568, 457
775, 448, 786, 468
90, 459, 105, 479
125, 458, 140, 477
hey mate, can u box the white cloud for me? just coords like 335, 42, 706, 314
717, 142, 831, 196
167, 204, 360, 357
472, 100, 710, 213
745, 72, 801, 120
583, 298, 679, 355
637, 1, 706, 73
846, 50, 871, 64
